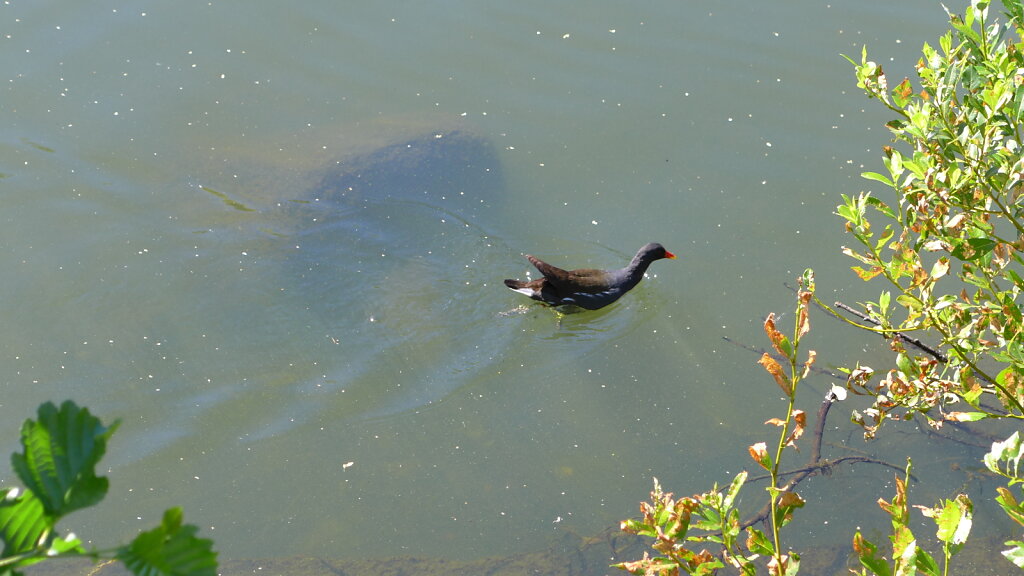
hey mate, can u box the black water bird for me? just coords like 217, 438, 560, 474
503, 242, 676, 310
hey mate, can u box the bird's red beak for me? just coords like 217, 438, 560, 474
666, 250, 677, 259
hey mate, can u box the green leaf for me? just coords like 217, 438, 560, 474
896, 352, 914, 376
995, 487, 1024, 527
779, 552, 800, 576
985, 432, 1024, 480
46, 532, 83, 556
879, 291, 891, 315
939, 29, 952, 55
117, 508, 218, 576
773, 491, 805, 528
861, 171, 895, 187
951, 237, 997, 261
947, 411, 988, 422
892, 78, 914, 108
722, 471, 747, 510
746, 527, 774, 556
913, 546, 941, 576
875, 226, 895, 253
853, 266, 884, 281
1002, 293, 1023, 323
949, 10, 982, 45
853, 532, 892, 576
1006, 0, 1024, 23
1004, 540, 1024, 568
963, 385, 983, 408
929, 257, 950, 280
934, 495, 972, 546
10, 401, 119, 518
0, 488, 51, 559
921, 41, 939, 67
896, 294, 922, 311
883, 148, 905, 180
778, 335, 794, 361
902, 157, 926, 179
1008, 269, 1024, 289
865, 194, 894, 221
892, 525, 916, 560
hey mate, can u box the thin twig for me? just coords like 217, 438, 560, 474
721, 336, 844, 380
833, 300, 948, 363
739, 389, 912, 530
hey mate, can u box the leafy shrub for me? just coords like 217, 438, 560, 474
618, 0, 1024, 573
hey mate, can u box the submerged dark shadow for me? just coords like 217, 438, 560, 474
262, 128, 515, 426
309, 129, 504, 221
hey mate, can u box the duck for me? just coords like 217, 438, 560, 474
503, 242, 675, 310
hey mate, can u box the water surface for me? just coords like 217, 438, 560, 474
1, 0, 1010, 567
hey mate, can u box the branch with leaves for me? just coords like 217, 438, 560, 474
836, 1, 1024, 572
0, 401, 218, 576
838, 0, 1024, 437
742, 389, 910, 531
616, 272, 818, 576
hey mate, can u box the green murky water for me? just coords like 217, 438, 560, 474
1, 0, 1013, 569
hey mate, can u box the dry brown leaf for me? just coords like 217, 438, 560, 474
784, 410, 806, 448
778, 490, 805, 508
797, 308, 810, 339
749, 441, 770, 470
763, 313, 788, 358
801, 350, 817, 379
853, 532, 869, 554
912, 266, 929, 287
758, 353, 793, 396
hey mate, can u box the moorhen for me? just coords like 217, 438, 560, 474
503, 242, 676, 310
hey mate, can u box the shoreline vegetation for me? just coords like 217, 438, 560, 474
617, 1, 1024, 574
